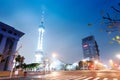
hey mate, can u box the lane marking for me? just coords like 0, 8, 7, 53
103, 78, 108, 80
84, 77, 93, 80
93, 77, 100, 80
74, 76, 87, 80
113, 78, 118, 80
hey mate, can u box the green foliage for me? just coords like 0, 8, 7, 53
22, 63, 40, 69
15, 55, 25, 68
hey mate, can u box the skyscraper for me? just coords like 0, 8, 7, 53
35, 11, 45, 63
82, 35, 99, 61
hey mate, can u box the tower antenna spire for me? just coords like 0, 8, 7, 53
35, 9, 45, 63
41, 10, 44, 24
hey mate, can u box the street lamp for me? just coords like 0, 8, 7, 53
44, 58, 51, 73
94, 60, 98, 70
52, 53, 57, 58
116, 54, 120, 59
116, 54, 120, 68
10, 44, 22, 78
109, 59, 113, 69
82, 59, 86, 70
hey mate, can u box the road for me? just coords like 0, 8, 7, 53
1, 70, 120, 80
44, 70, 120, 80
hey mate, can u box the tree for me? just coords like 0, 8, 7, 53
19, 56, 25, 67
0, 54, 5, 63
101, 2, 120, 44
15, 55, 25, 69
22, 63, 40, 71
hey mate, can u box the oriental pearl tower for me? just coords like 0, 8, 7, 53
35, 11, 45, 63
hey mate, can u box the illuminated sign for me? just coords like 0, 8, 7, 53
83, 44, 88, 48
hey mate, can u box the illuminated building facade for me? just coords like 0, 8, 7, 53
0, 22, 24, 71
82, 35, 99, 61
35, 11, 45, 63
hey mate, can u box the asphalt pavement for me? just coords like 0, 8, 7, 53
0, 70, 120, 80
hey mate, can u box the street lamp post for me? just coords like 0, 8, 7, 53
52, 53, 57, 58
43, 60, 46, 75
94, 60, 98, 70
116, 54, 120, 68
82, 59, 86, 70
109, 59, 113, 69
116, 54, 120, 59
43, 58, 50, 74
10, 45, 22, 78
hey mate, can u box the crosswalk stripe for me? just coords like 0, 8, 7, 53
68, 76, 83, 80
103, 78, 108, 80
84, 77, 93, 80
74, 76, 87, 80
93, 77, 100, 80
113, 78, 118, 80
45, 75, 119, 80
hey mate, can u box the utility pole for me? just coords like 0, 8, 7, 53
10, 44, 22, 78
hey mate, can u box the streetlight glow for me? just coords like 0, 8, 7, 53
82, 59, 86, 62
95, 60, 98, 64
116, 54, 120, 59
52, 53, 57, 58
109, 59, 113, 63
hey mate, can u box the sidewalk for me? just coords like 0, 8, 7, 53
0, 77, 33, 80
0, 76, 23, 80
0, 71, 24, 77
0, 71, 51, 80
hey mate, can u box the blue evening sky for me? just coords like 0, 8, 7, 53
0, 0, 120, 65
